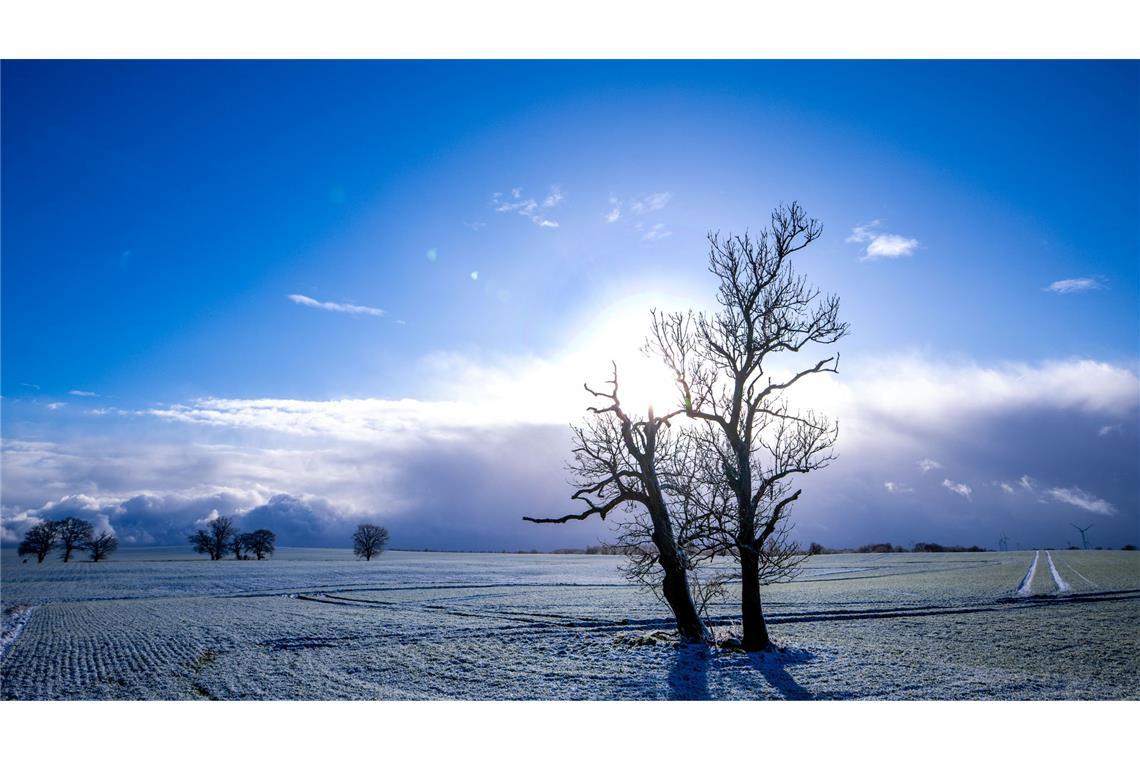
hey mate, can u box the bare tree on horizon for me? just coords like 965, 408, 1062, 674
57, 517, 94, 563
189, 516, 238, 560
353, 524, 390, 560
18, 520, 60, 564
85, 531, 119, 562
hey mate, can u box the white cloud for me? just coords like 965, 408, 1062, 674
542, 186, 564, 208
814, 358, 1140, 443
604, 195, 621, 223
1018, 474, 1035, 492
941, 479, 973, 500
630, 192, 671, 214
492, 185, 561, 229
46, 402, 66, 411
884, 481, 913, 494
1098, 424, 1122, 436
641, 223, 672, 241
463, 221, 486, 231
288, 294, 384, 317
917, 458, 942, 474
1048, 486, 1117, 516
847, 220, 919, 260
1046, 277, 1104, 294
998, 482, 1016, 494
68, 390, 98, 397
470, 271, 479, 281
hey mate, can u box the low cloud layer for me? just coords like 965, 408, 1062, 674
3, 354, 1137, 551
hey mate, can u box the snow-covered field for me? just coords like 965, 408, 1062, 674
1, 548, 1137, 700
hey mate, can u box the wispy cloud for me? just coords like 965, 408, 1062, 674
884, 481, 914, 494
847, 220, 919, 260
492, 185, 562, 229
941, 479, 972, 500
288, 294, 385, 317
1048, 486, 1117, 515
604, 195, 622, 223
68, 390, 98, 397
1045, 277, 1105, 294
46, 402, 67, 411
630, 192, 671, 214
605, 192, 671, 228
640, 223, 672, 241
917, 458, 942, 474
463, 221, 486, 232
1098, 424, 1122, 436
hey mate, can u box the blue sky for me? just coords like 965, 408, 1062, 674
2, 61, 1137, 550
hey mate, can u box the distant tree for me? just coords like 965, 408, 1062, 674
18, 520, 60, 563
188, 516, 237, 560
245, 529, 276, 560
1122, 544, 1137, 551
352, 524, 390, 560
229, 532, 250, 560
57, 517, 95, 562
808, 542, 825, 556
85, 531, 119, 562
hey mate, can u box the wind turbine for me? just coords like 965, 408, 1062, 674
1070, 523, 1092, 550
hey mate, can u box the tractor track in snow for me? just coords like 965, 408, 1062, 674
1016, 551, 1040, 596
1044, 551, 1072, 594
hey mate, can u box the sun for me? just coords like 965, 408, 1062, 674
564, 299, 685, 417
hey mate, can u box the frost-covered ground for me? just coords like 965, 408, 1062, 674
1, 548, 1137, 700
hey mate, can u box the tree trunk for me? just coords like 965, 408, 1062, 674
659, 558, 706, 642
646, 495, 707, 643
739, 551, 772, 651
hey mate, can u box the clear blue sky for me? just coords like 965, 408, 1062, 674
2, 61, 1137, 549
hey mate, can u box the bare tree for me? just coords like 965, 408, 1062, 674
85, 531, 119, 562
188, 516, 237, 560
18, 520, 60, 564
57, 517, 95, 563
649, 202, 848, 651
245, 529, 276, 560
229, 532, 250, 560
352, 524, 389, 560
523, 364, 709, 643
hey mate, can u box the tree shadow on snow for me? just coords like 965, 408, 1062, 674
667, 643, 712, 700
747, 647, 816, 700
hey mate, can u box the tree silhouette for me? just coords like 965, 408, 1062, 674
352, 524, 389, 560
85, 531, 119, 562
524, 364, 710, 642
18, 521, 60, 563
57, 517, 95, 563
188, 516, 237, 560
649, 203, 847, 651
245, 529, 276, 560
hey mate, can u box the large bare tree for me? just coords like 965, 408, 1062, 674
523, 364, 709, 643
188, 516, 237, 560
18, 520, 60, 564
649, 202, 848, 651
57, 517, 94, 563
352, 524, 389, 560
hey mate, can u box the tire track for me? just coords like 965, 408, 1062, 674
1016, 551, 1040, 596
1044, 551, 1072, 594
